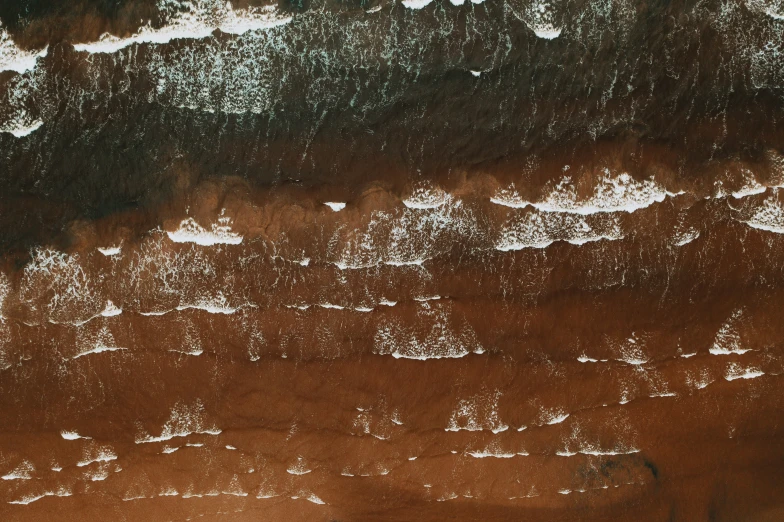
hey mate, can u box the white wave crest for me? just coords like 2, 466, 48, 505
167, 215, 243, 246
504, 171, 679, 215
0, 23, 48, 74
496, 211, 623, 251
73, 0, 291, 54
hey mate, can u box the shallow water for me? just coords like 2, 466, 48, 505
1, 0, 784, 520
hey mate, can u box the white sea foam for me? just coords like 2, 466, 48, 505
72, 346, 127, 359
0, 272, 8, 319
318, 303, 345, 310
101, 301, 123, 317
49, 300, 123, 328
509, 488, 540, 500
725, 363, 765, 381
467, 450, 518, 458
541, 410, 570, 425
384, 259, 427, 267
20, 248, 101, 324
1, 119, 43, 138
176, 303, 235, 314
402, 186, 451, 209
401, 0, 435, 9
445, 390, 508, 433
8, 487, 71, 505
686, 369, 714, 390
496, 172, 679, 215
437, 493, 459, 502
740, 191, 784, 233
673, 227, 700, 246
579, 447, 640, 456
90, 469, 110, 481
135, 401, 221, 443
709, 309, 751, 355
290, 493, 326, 505
490, 187, 529, 208
72, 1, 291, 54
649, 391, 677, 398
139, 309, 168, 316
352, 408, 393, 441
286, 457, 312, 475
1, 461, 34, 481
324, 202, 346, 211
0, 24, 48, 74
766, 7, 784, 19
496, 211, 623, 251
77, 447, 117, 467
61, 431, 91, 440
220, 476, 248, 497
614, 335, 649, 365
508, 0, 563, 39
70, 324, 125, 358
533, 26, 562, 38
167, 215, 242, 246
172, 291, 252, 316
731, 179, 767, 199
466, 442, 521, 459
256, 487, 279, 499
181, 488, 239, 499
746, 1, 784, 21
333, 261, 377, 271
375, 304, 483, 360
329, 194, 475, 270
98, 246, 122, 256
122, 494, 149, 501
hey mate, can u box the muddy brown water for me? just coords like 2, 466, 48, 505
1, 0, 784, 520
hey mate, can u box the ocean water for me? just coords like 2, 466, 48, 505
1, 0, 784, 519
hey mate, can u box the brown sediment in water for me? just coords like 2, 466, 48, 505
2, 0, 784, 519
1, 169, 784, 520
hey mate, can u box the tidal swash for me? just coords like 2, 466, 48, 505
1, 0, 784, 520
